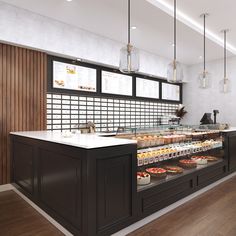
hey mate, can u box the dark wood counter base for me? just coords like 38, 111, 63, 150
11, 135, 137, 236
11, 131, 236, 236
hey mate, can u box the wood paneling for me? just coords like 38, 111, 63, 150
0, 43, 47, 185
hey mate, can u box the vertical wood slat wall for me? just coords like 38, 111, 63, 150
0, 43, 47, 185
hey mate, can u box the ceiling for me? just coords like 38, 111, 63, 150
1, 0, 235, 65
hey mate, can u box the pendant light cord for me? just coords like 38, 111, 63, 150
204, 14, 206, 72
174, 0, 176, 60
128, 0, 131, 44
224, 30, 226, 78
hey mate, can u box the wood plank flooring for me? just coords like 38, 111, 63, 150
1, 176, 236, 236
129, 176, 236, 236
0, 190, 63, 236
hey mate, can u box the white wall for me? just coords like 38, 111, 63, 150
182, 56, 236, 126
0, 1, 188, 80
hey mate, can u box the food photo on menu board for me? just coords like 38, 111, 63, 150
53, 61, 97, 92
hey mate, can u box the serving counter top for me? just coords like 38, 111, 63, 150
221, 127, 236, 133
10, 131, 136, 149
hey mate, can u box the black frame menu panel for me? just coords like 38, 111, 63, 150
48, 55, 182, 104
101, 70, 133, 97
161, 82, 181, 102
52, 60, 97, 92
136, 77, 160, 99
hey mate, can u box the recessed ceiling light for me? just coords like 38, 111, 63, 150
66, 0, 73, 2
199, 56, 203, 59
172, 43, 175, 47
131, 26, 137, 30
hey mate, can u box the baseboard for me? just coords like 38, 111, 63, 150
112, 172, 236, 236
0, 184, 14, 192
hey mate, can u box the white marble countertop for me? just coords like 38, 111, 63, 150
10, 131, 136, 149
221, 127, 236, 133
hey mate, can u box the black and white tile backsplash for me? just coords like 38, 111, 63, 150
47, 93, 179, 132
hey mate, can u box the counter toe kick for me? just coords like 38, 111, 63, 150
10, 130, 236, 236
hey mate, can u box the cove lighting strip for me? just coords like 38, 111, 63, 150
146, 0, 236, 55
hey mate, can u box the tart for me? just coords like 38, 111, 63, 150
137, 172, 151, 185
165, 166, 184, 175
206, 156, 219, 162
146, 167, 167, 178
191, 156, 208, 165
178, 159, 197, 169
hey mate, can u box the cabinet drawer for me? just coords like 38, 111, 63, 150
141, 177, 194, 215
197, 165, 226, 187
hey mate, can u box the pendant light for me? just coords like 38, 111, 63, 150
167, 0, 184, 83
119, 0, 139, 73
220, 29, 231, 93
199, 13, 211, 89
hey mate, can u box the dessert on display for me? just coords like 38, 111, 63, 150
146, 167, 167, 178
178, 159, 197, 169
164, 166, 184, 175
206, 156, 219, 162
191, 156, 208, 165
137, 172, 151, 185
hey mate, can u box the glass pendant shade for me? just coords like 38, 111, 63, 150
199, 71, 211, 89
119, 44, 139, 73
167, 60, 184, 83
220, 78, 231, 93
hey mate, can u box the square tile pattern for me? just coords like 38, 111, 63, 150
47, 93, 179, 132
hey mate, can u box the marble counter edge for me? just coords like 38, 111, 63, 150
10, 131, 137, 149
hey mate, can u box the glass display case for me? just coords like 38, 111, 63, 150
116, 125, 224, 191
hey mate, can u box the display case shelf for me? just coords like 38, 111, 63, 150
137, 158, 224, 192
137, 147, 223, 171
137, 139, 223, 166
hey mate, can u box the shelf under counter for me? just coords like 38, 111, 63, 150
137, 159, 224, 192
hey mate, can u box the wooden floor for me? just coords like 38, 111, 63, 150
129, 176, 236, 236
0, 190, 64, 236
1, 177, 236, 236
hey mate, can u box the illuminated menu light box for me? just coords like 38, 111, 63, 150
136, 77, 159, 99
101, 70, 133, 96
162, 83, 180, 101
53, 61, 97, 92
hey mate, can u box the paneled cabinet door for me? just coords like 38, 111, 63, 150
12, 141, 35, 195
228, 134, 236, 171
38, 148, 83, 233
96, 154, 133, 234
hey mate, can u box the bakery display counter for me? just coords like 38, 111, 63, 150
133, 126, 230, 219
10, 127, 236, 236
